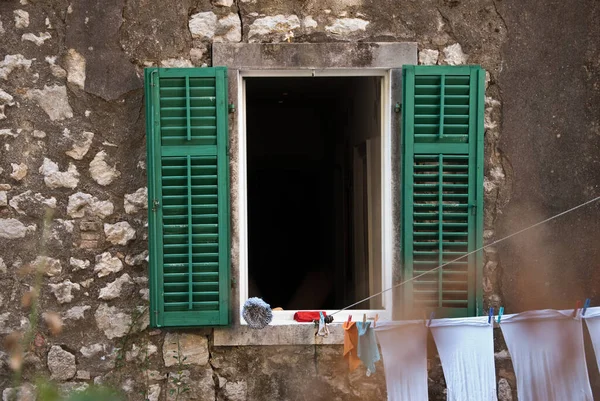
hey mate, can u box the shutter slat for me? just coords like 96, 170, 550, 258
402, 65, 484, 319
146, 66, 229, 328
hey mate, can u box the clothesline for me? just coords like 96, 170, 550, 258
345, 306, 600, 401
331, 194, 600, 316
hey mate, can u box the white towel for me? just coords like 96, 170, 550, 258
429, 316, 497, 401
375, 320, 428, 401
500, 309, 593, 401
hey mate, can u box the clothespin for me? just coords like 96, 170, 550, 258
363, 313, 367, 324
582, 299, 591, 316
573, 300, 582, 318
347, 314, 352, 323
374, 314, 379, 328
497, 307, 504, 324
427, 312, 434, 327
488, 307, 494, 324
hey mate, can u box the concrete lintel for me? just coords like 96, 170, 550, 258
214, 324, 344, 346
213, 42, 417, 70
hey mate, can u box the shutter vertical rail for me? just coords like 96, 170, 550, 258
185, 76, 192, 141
437, 154, 443, 308
152, 69, 165, 326
438, 74, 445, 139
215, 67, 230, 325
474, 67, 485, 315
186, 155, 193, 310
402, 66, 416, 313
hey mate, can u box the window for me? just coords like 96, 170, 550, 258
238, 70, 394, 323
144, 64, 485, 328
145, 67, 230, 328
400, 65, 485, 318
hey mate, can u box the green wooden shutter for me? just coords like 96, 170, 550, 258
145, 67, 230, 327
401, 65, 484, 318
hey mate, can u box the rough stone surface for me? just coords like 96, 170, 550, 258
0, 192, 6, 207
213, 0, 234, 6
48, 280, 80, 304
67, 192, 114, 219
147, 384, 160, 401
31, 255, 62, 277
95, 303, 132, 339
39, 158, 80, 189
0, 218, 33, 239
22, 32, 51, 46
94, 252, 123, 277
325, 18, 369, 36
497, 378, 513, 401
10, 163, 27, 181
65, 131, 94, 160
2, 384, 35, 401
125, 250, 148, 266
302, 16, 318, 30
79, 343, 104, 358
89, 151, 120, 186
9, 190, 57, 215
160, 58, 193, 68
419, 49, 439, 65
0, 0, 594, 399
104, 221, 136, 245
47, 345, 77, 381
70, 257, 90, 271
0, 88, 15, 120
46, 56, 67, 79
222, 381, 247, 401
63, 305, 91, 320
189, 12, 217, 40
248, 15, 301, 43
98, 273, 132, 300
25, 85, 74, 121
442, 43, 468, 65
496, 0, 600, 319
163, 333, 209, 367
215, 14, 242, 43
65, 0, 142, 101
0, 54, 32, 80
166, 369, 215, 401
66, 48, 86, 89
124, 187, 148, 214
13, 10, 29, 28
0, 128, 17, 138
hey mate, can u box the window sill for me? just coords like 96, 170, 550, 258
213, 323, 345, 346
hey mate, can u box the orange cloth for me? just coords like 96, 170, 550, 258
343, 321, 361, 371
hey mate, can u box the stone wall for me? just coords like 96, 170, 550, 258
2, 0, 586, 399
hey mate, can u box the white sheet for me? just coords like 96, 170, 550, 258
375, 320, 429, 401
500, 309, 593, 401
582, 306, 600, 374
429, 316, 497, 401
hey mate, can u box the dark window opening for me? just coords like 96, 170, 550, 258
246, 76, 382, 310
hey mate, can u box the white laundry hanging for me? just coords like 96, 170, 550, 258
375, 321, 429, 401
429, 316, 497, 401
500, 309, 593, 401
582, 306, 600, 373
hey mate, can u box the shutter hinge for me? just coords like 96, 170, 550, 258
228, 103, 235, 113
470, 204, 476, 216
152, 199, 160, 212
394, 102, 402, 113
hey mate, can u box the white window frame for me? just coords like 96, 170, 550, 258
237, 69, 394, 324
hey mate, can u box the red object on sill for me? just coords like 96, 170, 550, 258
293, 311, 327, 322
